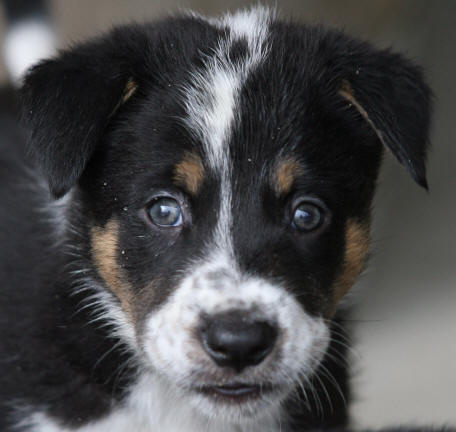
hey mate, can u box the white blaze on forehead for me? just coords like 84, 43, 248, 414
183, 6, 272, 166
182, 6, 272, 257
218, 6, 272, 63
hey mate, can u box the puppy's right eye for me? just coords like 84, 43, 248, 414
146, 197, 183, 227
291, 202, 323, 232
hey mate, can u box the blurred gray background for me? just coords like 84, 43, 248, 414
1, 0, 454, 428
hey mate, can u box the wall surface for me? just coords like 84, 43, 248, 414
1, 0, 454, 428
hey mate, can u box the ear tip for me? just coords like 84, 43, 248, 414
419, 178, 429, 191
50, 188, 68, 200
48, 177, 72, 199
413, 171, 429, 190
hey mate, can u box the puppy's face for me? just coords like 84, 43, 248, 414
22, 7, 431, 425
87, 79, 373, 419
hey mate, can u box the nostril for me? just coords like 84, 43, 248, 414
199, 311, 278, 372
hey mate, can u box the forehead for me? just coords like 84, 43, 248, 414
180, 8, 271, 170
86, 10, 378, 320
109, 8, 379, 201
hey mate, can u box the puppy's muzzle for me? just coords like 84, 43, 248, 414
199, 310, 278, 372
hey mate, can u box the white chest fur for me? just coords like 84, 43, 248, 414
19, 374, 280, 432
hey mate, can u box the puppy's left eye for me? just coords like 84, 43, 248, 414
291, 202, 324, 232
146, 197, 183, 227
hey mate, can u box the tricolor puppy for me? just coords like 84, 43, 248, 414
0, 7, 431, 432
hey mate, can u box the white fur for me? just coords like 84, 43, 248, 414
18, 374, 280, 432
182, 6, 271, 169
181, 6, 272, 267
143, 250, 330, 427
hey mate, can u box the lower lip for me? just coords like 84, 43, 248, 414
197, 384, 274, 402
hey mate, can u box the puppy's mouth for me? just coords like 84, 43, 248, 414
195, 382, 276, 403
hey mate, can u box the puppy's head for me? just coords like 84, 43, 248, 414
21, 8, 431, 425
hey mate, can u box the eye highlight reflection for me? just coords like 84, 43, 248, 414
291, 202, 324, 232
146, 197, 183, 227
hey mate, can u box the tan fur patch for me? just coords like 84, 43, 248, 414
91, 219, 134, 318
274, 159, 303, 195
174, 152, 205, 195
331, 219, 370, 311
108, 79, 138, 119
339, 80, 385, 146
121, 78, 138, 104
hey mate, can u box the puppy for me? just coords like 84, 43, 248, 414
0, 7, 432, 432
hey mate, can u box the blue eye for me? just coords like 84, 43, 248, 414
146, 197, 183, 227
291, 202, 324, 231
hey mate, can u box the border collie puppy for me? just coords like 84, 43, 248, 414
0, 6, 432, 432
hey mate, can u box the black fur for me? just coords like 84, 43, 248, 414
0, 11, 433, 431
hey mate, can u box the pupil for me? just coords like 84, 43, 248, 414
297, 210, 311, 222
296, 209, 313, 225
159, 205, 172, 218
150, 198, 181, 226
293, 204, 321, 230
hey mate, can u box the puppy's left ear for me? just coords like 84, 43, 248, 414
20, 28, 146, 198
338, 48, 433, 189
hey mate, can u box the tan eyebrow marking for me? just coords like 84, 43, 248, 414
273, 158, 304, 195
174, 152, 205, 195
91, 218, 134, 319
121, 78, 138, 104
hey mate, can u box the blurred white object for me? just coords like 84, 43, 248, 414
3, 18, 56, 85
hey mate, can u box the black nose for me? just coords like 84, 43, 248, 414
200, 311, 278, 372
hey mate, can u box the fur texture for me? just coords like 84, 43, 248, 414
0, 7, 432, 432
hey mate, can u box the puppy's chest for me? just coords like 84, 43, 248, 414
24, 383, 205, 432
22, 375, 272, 432
25, 411, 206, 432
27, 408, 208, 432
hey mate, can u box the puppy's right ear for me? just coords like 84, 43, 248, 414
20, 28, 147, 198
